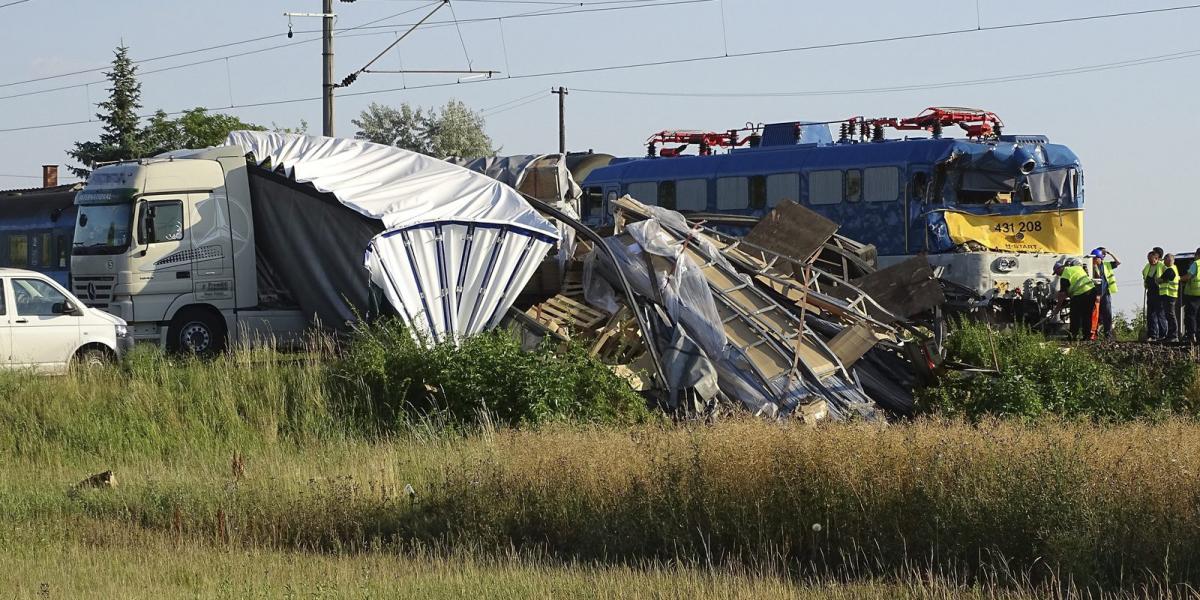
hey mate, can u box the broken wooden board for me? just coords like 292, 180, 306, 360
851, 255, 945, 319
827, 321, 878, 368
744, 200, 839, 265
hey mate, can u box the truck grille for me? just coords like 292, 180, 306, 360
72, 275, 115, 308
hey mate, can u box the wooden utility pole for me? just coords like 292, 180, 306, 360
322, 0, 335, 137
552, 86, 568, 155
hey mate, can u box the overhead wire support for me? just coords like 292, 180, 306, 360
337, 0, 449, 88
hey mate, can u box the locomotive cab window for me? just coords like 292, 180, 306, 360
845, 169, 862, 202
864, 167, 900, 202
766, 173, 799, 207
716, 177, 749, 210
626, 182, 657, 206
748, 176, 767, 209
808, 170, 842, 205
676, 179, 708, 211
658, 180, 677, 210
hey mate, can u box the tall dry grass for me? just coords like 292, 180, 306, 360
6, 418, 1200, 590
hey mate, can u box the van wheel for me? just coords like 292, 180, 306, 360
72, 347, 111, 372
168, 309, 226, 356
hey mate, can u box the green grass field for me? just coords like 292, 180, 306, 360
3, 333, 1199, 598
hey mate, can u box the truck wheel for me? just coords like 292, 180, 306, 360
168, 309, 227, 356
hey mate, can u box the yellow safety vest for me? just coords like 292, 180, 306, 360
1160, 265, 1180, 298
1062, 265, 1096, 297
1144, 262, 1164, 287
1186, 263, 1200, 296
1100, 262, 1118, 295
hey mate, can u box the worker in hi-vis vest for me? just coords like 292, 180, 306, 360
1181, 247, 1200, 343
1052, 258, 1100, 340
1090, 247, 1120, 340
1144, 250, 1166, 341
1159, 253, 1181, 342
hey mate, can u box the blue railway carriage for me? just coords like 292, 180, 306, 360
0, 183, 80, 286
580, 109, 1084, 319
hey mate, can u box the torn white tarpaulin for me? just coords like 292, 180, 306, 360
226, 131, 559, 343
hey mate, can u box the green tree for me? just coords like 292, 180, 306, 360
140, 108, 266, 156
352, 102, 430, 153
426, 99, 495, 158
351, 99, 495, 157
67, 45, 143, 178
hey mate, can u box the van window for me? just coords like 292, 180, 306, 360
0, 279, 5, 315
676, 179, 707, 211
716, 177, 748, 209
809, 170, 842, 205
845, 169, 862, 202
627, 182, 657, 205
864, 167, 900, 202
766, 173, 800, 207
13, 277, 68, 317
140, 201, 184, 244
8, 234, 28, 267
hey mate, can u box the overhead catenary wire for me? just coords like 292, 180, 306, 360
9, 39, 1200, 136
0, 0, 31, 8
7, 4, 1200, 133
0, 0, 701, 92
480, 92, 548, 116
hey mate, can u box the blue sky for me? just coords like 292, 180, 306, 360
1, 0, 1196, 311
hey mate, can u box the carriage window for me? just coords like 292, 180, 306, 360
809, 170, 842, 205
8, 234, 28, 268
766, 173, 800, 207
716, 177, 749, 209
583, 186, 604, 216
658, 180, 677, 210
39, 233, 53, 266
749, 176, 767, 209
57, 234, 69, 267
676, 179, 707, 211
864, 167, 900, 202
845, 169, 862, 202
627, 182, 657, 205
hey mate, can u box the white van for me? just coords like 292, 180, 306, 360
0, 268, 131, 373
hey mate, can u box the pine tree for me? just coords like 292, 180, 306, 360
67, 45, 144, 178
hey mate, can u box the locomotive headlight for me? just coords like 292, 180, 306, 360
994, 256, 1019, 273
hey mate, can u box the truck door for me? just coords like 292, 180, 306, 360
186, 191, 234, 307
133, 197, 193, 305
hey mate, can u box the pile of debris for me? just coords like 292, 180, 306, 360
505, 195, 945, 422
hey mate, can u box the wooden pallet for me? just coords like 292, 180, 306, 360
526, 293, 608, 331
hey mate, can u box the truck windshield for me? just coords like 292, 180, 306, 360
74, 203, 133, 255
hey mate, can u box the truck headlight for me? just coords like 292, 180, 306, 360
115, 324, 128, 338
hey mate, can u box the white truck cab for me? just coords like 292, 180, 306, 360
0, 268, 130, 372
70, 147, 307, 353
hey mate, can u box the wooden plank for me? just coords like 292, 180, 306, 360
744, 201, 839, 265
851, 255, 945, 318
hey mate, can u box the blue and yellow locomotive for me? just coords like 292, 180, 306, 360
579, 107, 1084, 319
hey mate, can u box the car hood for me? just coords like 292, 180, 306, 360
87, 308, 127, 327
